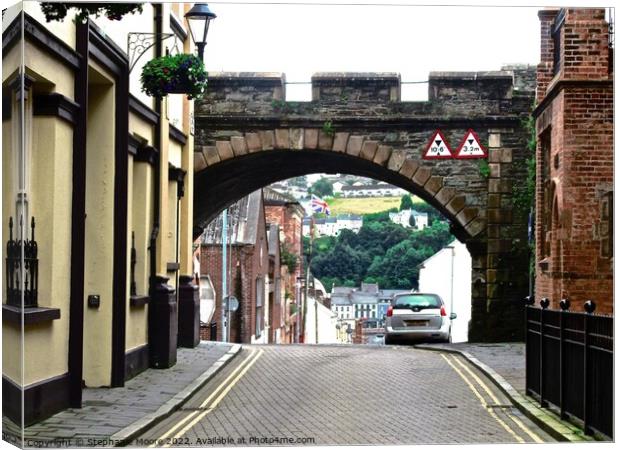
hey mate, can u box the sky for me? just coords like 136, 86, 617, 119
202, 0, 548, 101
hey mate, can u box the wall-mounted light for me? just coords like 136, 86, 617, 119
184, 3, 217, 60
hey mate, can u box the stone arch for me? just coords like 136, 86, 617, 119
193, 128, 486, 241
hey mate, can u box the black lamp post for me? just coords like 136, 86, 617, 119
185, 3, 217, 60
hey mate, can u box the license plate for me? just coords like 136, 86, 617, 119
405, 320, 428, 327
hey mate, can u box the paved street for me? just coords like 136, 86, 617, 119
133, 345, 554, 446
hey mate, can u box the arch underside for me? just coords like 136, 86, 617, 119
193, 149, 482, 243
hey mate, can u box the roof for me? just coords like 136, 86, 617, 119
202, 190, 263, 245
361, 282, 379, 294
341, 183, 401, 192
264, 187, 297, 204
263, 187, 305, 216
379, 289, 411, 299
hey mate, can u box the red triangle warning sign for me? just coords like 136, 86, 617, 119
454, 129, 487, 159
423, 130, 453, 159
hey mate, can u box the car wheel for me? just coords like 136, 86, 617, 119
384, 335, 395, 345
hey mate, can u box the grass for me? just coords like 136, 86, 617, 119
325, 195, 422, 215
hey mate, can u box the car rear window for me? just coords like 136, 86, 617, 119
393, 294, 441, 308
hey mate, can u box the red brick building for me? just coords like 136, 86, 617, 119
534, 8, 613, 313
266, 223, 286, 343
200, 190, 270, 343
264, 188, 306, 343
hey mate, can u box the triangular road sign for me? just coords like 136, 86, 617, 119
454, 129, 487, 159
423, 130, 453, 159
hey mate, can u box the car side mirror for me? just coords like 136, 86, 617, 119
450, 312, 457, 320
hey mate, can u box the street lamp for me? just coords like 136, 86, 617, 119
185, 3, 217, 60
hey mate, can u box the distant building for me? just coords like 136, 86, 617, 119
418, 240, 472, 343
330, 283, 409, 328
302, 217, 315, 237
332, 181, 345, 194
389, 209, 429, 230
341, 182, 406, 198
200, 190, 270, 344
313, 214, 363, 236
263, 188, 306, 343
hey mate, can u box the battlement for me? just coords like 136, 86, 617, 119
203, 67, 536, 105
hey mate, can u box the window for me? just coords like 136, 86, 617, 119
540, 129, 552, 259
255, 277, 264, 338
393, 294, 442, 309
600, 192, 613, 258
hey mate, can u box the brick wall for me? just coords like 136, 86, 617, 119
265, 203, 304, 342
534, 8, 613, 314
200, 212, 270, 342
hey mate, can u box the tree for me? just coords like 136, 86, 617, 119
399, 194, 414, 211
409, 213, 416, 228
309, 178, 333, 198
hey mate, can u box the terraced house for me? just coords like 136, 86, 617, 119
2, 2, 209, 425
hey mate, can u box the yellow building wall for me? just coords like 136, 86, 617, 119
166, 180, 179, 289
82, 77, 115, 387
2, 113, 23, 385
168, 140, 183, 168
129, 113, 155, 146
22, 2, 77, 50
126, 156, 151, 352
20, 117, 74, 386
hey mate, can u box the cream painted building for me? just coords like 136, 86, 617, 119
418, 240, 472, 343
2, 2, 206, 426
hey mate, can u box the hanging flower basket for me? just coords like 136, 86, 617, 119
140, 54, 208, 100
40, 3, 143, 24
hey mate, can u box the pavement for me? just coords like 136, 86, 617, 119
2, 342, 240, 448
132, 344, 555, 446
416, 342, 596, 443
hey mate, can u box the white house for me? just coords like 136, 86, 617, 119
418, 240, 472, 343
341, 182, 406, 198
313, 215, 363, 237
332, 181, 345, 194
305, 296, 338, 344
389, 209, 429, 230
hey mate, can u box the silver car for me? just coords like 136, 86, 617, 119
384, 293, 456, 344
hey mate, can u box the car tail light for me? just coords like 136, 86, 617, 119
387, 305, 393, 317
440, 306, 447, 317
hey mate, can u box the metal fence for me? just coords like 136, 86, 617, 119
525, 297, 613, 438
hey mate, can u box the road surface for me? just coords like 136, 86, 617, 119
132, 344, 554, 446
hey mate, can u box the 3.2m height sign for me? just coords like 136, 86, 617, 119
454, 129, 487, 159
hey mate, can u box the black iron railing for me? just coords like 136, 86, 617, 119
525, 297, 613, 438
5, 216, 38, 308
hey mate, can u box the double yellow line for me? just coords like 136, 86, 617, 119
441, 354, 543, 443
150, 349, 264, 447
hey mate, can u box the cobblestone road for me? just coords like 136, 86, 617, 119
134, 345, 554, 446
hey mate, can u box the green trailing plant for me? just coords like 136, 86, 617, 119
322, 120, 335, 137
478, 159, 491, 178
40, 3, 143, 23
513, 115, 536, 213
271, 100, 300, 114
280, 242, 299, 273
140, 54, 207, 100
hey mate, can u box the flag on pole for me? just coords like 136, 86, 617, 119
311, 195, 330, 215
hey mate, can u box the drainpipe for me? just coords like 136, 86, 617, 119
221, 209, 227, 342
